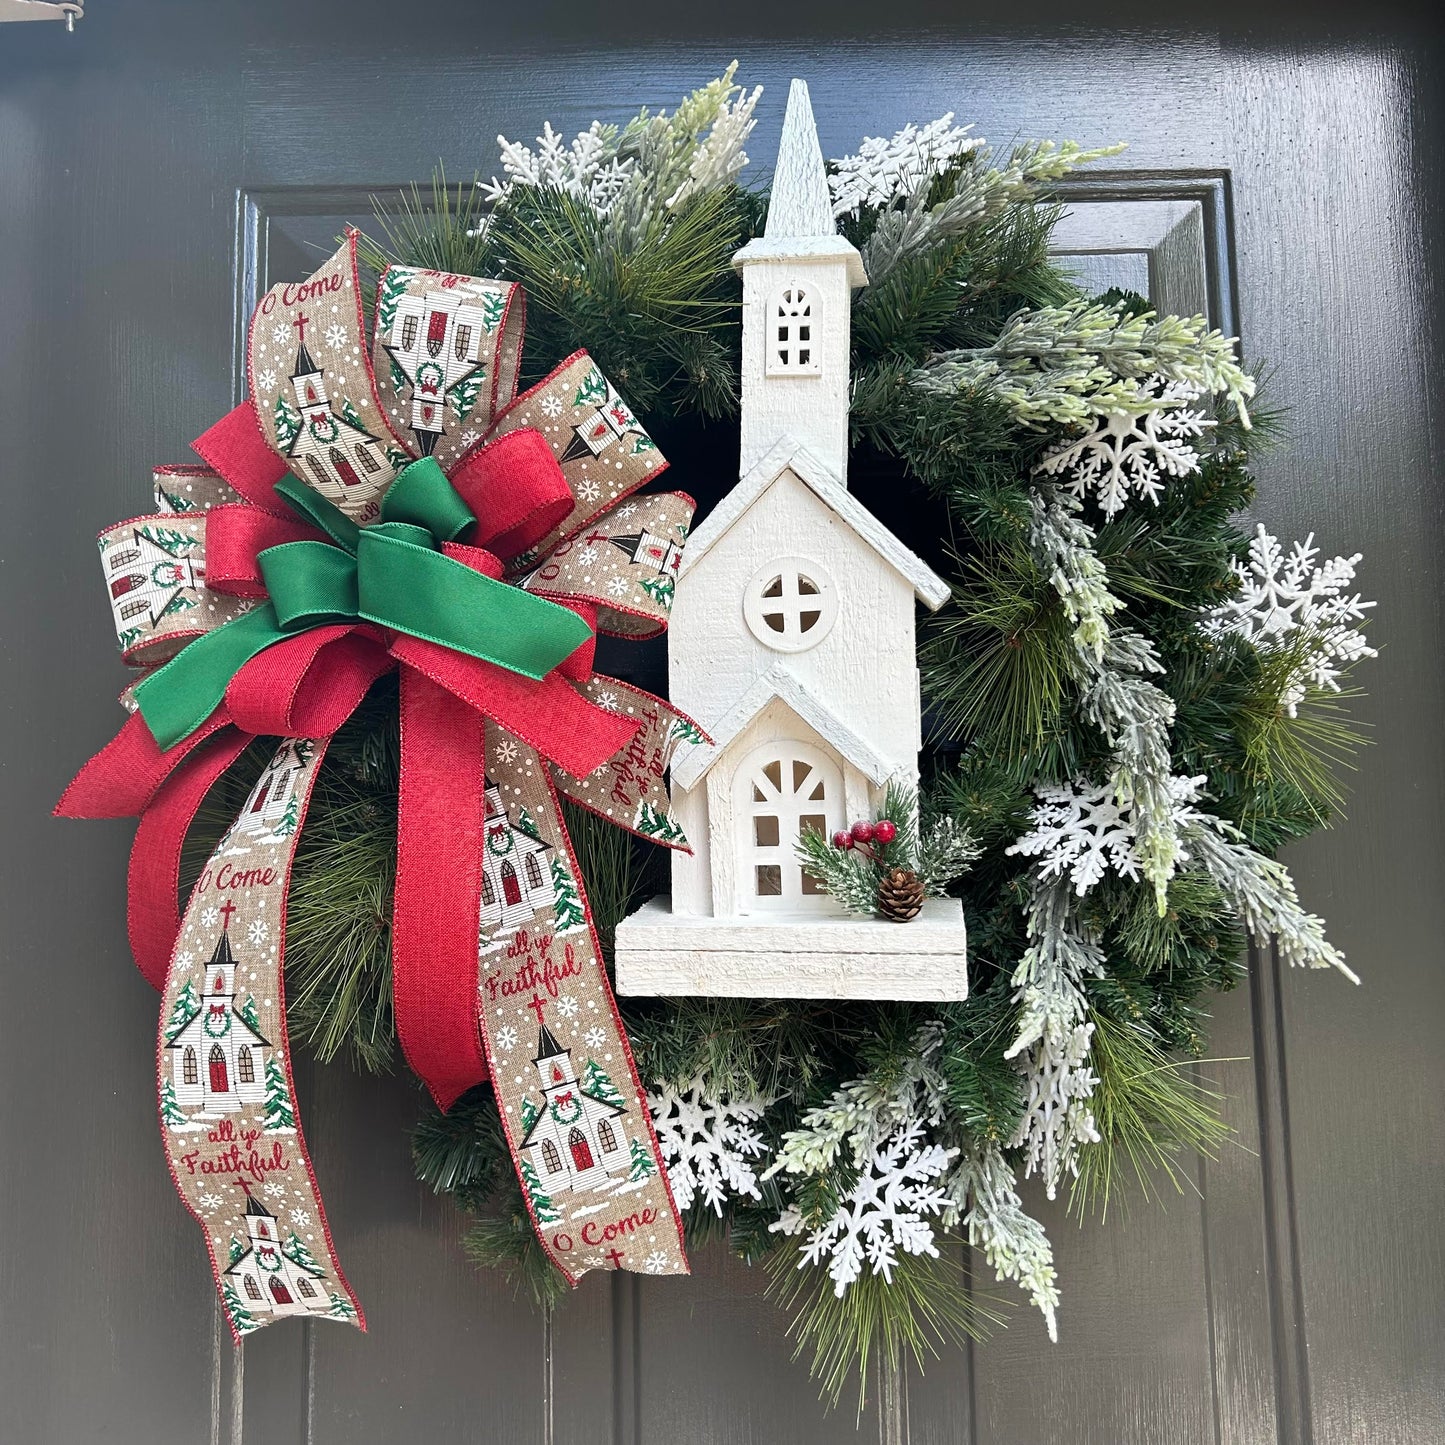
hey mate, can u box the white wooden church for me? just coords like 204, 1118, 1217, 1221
223, 1190, 330, 1319
615, 80, 969, 1002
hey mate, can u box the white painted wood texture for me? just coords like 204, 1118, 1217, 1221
614, 897, 969, 1001
620, 76, 968, 1000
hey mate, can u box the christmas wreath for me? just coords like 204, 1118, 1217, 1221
61, 67, 1376, 1406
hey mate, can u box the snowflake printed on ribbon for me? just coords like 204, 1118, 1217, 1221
648, 1078, 769, 1215
1007, 775, 1207, 895
1204, 524, 1376, 716
771, 1119, 957, 1296
1035, 378, 1213, 517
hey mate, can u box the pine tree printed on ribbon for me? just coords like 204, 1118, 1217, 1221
262, 1057, 296, 1133
668, 717, 705, 746
550, 857, 587, 933
222, 1279, 260, 1336
327, 1292, 357, 1321
283, 1233, 322, 1273
634, 800, 686, 846
136, 524, 198, 557
573, 368, 609, 408
376, 267, 412, 336
447, 370, 486, 420
628, 1138, 656, 1181
160, 1077, 186, 1127
638, 573, 675, 608
478, 289, 508, 333
165, 979, 200, 1044
520, 1157, 562, 1225
237, 995, 262, 1034
274, 395, 302, 451
582, 1059, 625, 1110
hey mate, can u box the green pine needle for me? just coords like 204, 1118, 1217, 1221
766, 1245, 1004, 1413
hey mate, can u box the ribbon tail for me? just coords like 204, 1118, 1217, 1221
475, 730, 688, 1283
157, 737, 364, 1341
393, 669, 492, 1110
56, 710, 236, 820
130, 728, 254, 991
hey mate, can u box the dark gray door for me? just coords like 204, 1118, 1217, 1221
3, 7, 1441, 1443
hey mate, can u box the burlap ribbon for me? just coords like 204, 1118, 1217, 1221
58, 235, 702, 1338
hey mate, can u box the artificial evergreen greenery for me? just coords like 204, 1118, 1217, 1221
179, 74, 1374, 1407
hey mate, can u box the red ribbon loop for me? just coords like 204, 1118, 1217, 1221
450, 427, 576, 562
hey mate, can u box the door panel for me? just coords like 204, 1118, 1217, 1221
3, 7, 1439, 1443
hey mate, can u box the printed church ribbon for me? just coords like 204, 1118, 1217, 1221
57, 234, 702, 1338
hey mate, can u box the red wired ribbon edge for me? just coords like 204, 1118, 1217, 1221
57, 236, 704, 1338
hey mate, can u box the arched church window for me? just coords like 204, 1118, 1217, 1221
733, 740, 844, 914
304, 456, 332, 490
109, 547, 140, 569
453, 324, 472, 361
353, 443, 380, 475
119, 597, 150, 622
400, 315, 418, 351
481, 872, 495, 907
742, 557, 837, 653
598, 1120, 617, 1153
297, 1277, 316, 1299
238, 1047, 254, 1085
525, 853, 543, 890
541, 1139, 562, 1174
766, 284, 821, 376
183, 1047, 197, 1085
244, 1276, 262, 1302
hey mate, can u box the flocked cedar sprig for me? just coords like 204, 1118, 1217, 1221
795, 782, 981, 919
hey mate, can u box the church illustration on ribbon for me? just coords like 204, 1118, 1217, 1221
517, 1022, 629, 1195
164, 910, 270, 1116
223, 1189, 331, 1319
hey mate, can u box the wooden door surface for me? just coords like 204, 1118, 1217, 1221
2, 6, 1441, 1442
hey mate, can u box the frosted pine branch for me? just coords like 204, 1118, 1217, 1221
1029, 484, 1122, 661
918, 300, 1255, 428
948, 1145, 1061, 1340
1178, 813, 1360, 983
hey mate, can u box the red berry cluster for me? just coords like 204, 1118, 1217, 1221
832, 817, 898, 860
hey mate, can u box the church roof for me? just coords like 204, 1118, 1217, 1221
732, 80, 866, 288
670, 665, 897, 792
533, 1023, 567, 1063
678, 438, 949, 609
292, 338, 320, 379
242, 1189, 274, 1218
208, 929, 236, 969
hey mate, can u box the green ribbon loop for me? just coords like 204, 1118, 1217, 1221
134, 457, 593, 751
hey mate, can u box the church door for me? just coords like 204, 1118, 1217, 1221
269, 1276, 292, 1306
500, 860, 521, 907
568, 1127, 593, 1173
328, 446, 361, 487
208, 1044, 228, 1094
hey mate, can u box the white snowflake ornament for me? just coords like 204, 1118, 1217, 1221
1007, 775, 1207, 895
1204, 525, 1376, 716
772, 1119, 957, 1295
1036, 378, 1213, 517
648, 1077, 768, 1216
829, 114, 983, 218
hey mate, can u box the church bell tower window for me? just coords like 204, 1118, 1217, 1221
767, 284, 821, 376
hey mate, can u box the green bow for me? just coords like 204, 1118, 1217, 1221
134, 458, 593, 751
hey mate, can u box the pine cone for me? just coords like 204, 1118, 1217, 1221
877, 867, 925, 922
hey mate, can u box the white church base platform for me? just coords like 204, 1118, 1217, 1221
613, 897, 968, 1002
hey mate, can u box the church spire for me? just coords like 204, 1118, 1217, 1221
764, 80, 836, 241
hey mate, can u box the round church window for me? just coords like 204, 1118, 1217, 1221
742, 557, 838, 653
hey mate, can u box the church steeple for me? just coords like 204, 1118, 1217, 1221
732, 80, 867, 485
289, 312, 328, 411
533, 1022, 577, 1094
207, 901, 239, 1000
